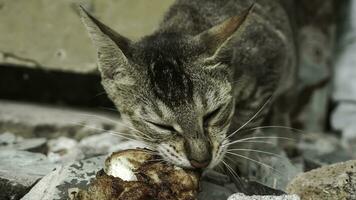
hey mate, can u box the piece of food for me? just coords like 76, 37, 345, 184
104, 149, 153, 181
71, 149, 200, 200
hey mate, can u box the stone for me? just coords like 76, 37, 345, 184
198, 181, 235, 200
246, 147, 301, 191
10, 138, 47, 153
332, 103, 356, 146
198, 166, 288, 199
0, 100, 120, 139
79, 133, 123, 157
22, 156, 105, 200
0, 132, 18, 145
228, 193, 300, 200
332, 0, 356, 142
243, 181, 287, 196
197, 169, 237, 200
0, 150, 57, 200
48, 137, 78, 152
287, 160, 356, 200
47, 137, 84, 164
0, 132, 47, 153
0, 0, 174, 73
298, 133, 353, 170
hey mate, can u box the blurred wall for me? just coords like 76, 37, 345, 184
0, 0, 174, 73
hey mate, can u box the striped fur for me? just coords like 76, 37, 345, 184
80, 0, 296, 172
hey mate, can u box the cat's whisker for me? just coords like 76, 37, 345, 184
216, 163, 225, 172
70, 119, 153, 142
222, 159, 241, 186
223, 136, 295, 147
146, 158, 165, 162
243, 125, 305, 135
74, 113, 154, 140
225, 96, 272, 140
225, 152, 283, 176
228, 140, 275, 145
227, 148, 283, 158
71, 122, 152, 142
107, 131, 153, 143
74, 113, 148, 134
98, 106, 119, 112
139, 149, 160, 155
106, 131, 142, 142
139, 148, 158, 153
93, 91, 107, 98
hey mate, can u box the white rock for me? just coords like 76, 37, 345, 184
47, 137, 84, 163
79, 133, 123, 156
228, 193, 300, 200
0, 132, 17, 145
48, 137, 77, 152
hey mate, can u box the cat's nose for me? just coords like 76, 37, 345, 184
184, 139, 212, 169
189, 159, 210, 168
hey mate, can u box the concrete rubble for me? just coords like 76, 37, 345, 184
0, 150, 57, 200
1, 102, 355, 200
21, 156, 105, 200
0, 100, 120, 139
287, 160, 356, 200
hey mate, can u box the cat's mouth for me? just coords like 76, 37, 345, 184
156, 139, 227, 170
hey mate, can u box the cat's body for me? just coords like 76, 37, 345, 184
156, 0, 297, 178
162, 0, 296, 128
80, 0, 296, 183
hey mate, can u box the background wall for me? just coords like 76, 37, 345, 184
0, 0, 174, 73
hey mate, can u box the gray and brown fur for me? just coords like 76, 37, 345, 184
79, 0, 296, 176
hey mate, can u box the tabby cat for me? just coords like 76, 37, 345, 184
80, 0, 296, 178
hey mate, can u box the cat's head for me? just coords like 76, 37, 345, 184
80, 6, 251, 169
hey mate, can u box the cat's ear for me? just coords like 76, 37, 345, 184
79, 6, 132, 80
194, 4, 253, 61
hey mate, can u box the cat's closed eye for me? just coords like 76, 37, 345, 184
203, 106, 223, 126
145, 120, 176, 132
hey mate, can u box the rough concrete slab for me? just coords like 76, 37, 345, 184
287, 160, 356, 200
0, 150, 57, 200
21, 156, 104, 200
0, 100, 120, 139
0, 137, 48, 154
0, 0, 174, 73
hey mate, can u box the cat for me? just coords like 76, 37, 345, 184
79, 0, 296, 180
